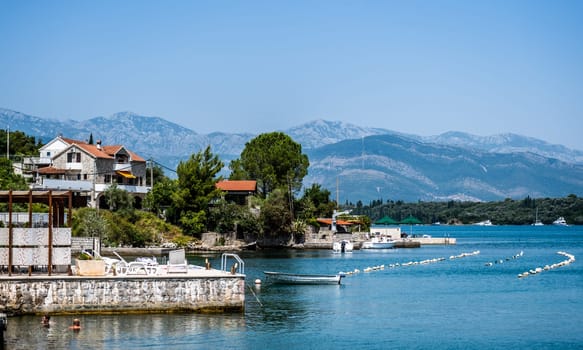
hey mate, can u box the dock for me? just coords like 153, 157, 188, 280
394, 240, 421, 248
409, 237, 457, 245
0, 266, 245, 316
0, 253, 246, 316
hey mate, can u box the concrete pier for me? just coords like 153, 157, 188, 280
409, 237, 457, 245
0, 269, 245, 316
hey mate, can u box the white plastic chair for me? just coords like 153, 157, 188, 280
167, 249, 188, 273
113, 251, 158, 275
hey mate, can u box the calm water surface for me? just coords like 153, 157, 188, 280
4, 226, 583, 349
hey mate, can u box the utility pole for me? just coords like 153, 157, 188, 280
150, 158, 154, 188
6, 126, 9, 159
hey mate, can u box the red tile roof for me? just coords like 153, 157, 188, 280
55, 135, 146, 162
317, 218, 354, 226
61, 137, 87, 145
216, 180, 257, 192
74, 143, 114, 159
37, 166, 66, 175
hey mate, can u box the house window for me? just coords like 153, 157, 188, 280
84, 174, 88, 180
105, 175, 111, 183
46, 151, 51, 157
67, 152, 81, 163
117, 154, 128, 164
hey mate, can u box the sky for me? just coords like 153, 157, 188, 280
1, 1, 582, 150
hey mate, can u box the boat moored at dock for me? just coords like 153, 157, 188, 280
333, 239, 353, 253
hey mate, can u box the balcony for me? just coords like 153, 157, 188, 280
114, 163, 133, 171
94, 183, 151, 194
33, 179, 93, 191
65, 163, 83, 170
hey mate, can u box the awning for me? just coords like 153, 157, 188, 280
116, 170, 136, 179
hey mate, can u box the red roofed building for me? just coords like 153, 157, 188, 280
26, 135, 150, 209
216, 180, 257, 205
316, 218, 354, 233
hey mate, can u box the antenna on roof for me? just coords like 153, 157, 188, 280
96, 140, 102, 150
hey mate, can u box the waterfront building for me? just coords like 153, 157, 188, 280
21, 135, 151, 209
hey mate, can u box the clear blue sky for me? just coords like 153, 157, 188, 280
1, 1, 582, 149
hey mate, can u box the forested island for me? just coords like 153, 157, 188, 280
346, 195, 583, 226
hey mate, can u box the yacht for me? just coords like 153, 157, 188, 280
474, 219, 493, 226
553, 217, 568, 226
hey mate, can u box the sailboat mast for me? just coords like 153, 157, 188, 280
336, 176, 339, 209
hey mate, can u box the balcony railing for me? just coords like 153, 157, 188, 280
65, 163, 83, 170
33, 179, 151, 194
34, 179, 93, 191
114, 163, 132, 171
94, 183, 150, 194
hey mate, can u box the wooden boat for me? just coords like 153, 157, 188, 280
264, 271, 344, 285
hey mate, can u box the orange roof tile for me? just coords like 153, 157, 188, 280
216, 180, 257, 192
61, 137, 87, 145
37, 166, 66, 175
75, 143, 114, 159
55, 136, 146, 162
316, 218, 354, 226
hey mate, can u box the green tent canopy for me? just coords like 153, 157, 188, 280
400, 215, 422, 225
374, 215, 398, 225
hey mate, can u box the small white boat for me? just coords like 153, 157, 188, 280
553, 217, 568, 226
532, 208, 544, 226
474, 220, 493, 226
264, 271, 344, 285
361, 234, 396, 249
333, 239, 353, 253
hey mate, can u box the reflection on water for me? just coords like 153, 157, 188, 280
5, 313, 247, 349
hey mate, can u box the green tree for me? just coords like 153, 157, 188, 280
259, 188, 293, 238
0, 158, 28, 190
229, 132, 309, 197
0, 130, 41, 157
145, 163, 167, 186
144, 177, 179, 221
173, 146, 224, 235
299, 183, 335, 219
72, 207, 108, 239
103, 183, 134, 213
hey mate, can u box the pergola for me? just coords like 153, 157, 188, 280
0, 190, 73, 276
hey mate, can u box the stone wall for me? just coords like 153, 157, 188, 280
0, 275, 245, 315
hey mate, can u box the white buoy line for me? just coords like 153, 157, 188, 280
484, 251, 524, 266
517, 251, 576, 278
339, 250, 481, 276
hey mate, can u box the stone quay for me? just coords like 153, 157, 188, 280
0, 270, 245, 316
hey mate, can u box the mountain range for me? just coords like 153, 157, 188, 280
2, 107, 582, 203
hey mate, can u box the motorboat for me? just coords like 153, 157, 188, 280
361, 234, 396, 249
333, 239, 353, 253
553, 217, 568, 226
263, 271, 344, 285
474, 220, 493, 226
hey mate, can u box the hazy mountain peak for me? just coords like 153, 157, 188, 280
286, 119, 393, 149
2, 108, 582, 202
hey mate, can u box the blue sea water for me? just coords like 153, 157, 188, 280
4, 226, 583, 349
